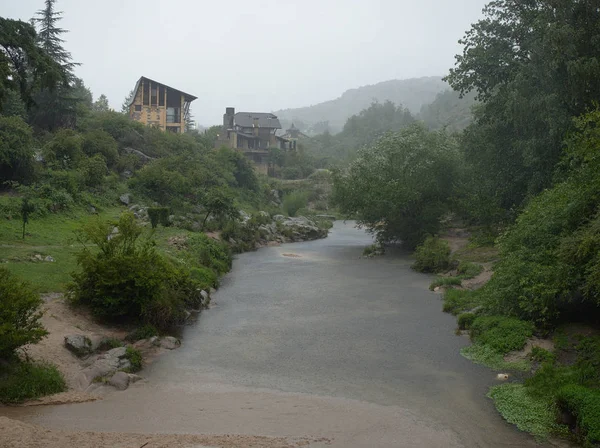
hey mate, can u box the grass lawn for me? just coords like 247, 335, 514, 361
0, 206, 125, 292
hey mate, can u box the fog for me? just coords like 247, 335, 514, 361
4, 0, 489, 125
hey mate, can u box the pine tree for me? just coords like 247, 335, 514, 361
185, 108, 195, 133
92, 94, 110, 112
34, 0, 79, 79
121, 89, 134, 114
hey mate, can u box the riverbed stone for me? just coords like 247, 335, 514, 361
119, 193, 131, 205
106, 346, 127, 359
108, 371, 130, 390
64, 334, 93, 358
159, 336, 181, 350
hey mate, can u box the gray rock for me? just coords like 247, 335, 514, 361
106, 346, 127, 359
273, 214, 285, 222
33, 254, 43, 261
76, 356, 120, 390
200, 290, 209, 301
118, 359, 132, 371
64, 334, 92, 358
128, 373, 143, 383
108, 371, 130, 390
89, 205, 97, 214
44, 255, 55, 262
259, 210, 270, 218
119, 193, 131, 205
121, 170, 133, 179
159, 336, 181, 350
239, 210, 250, 222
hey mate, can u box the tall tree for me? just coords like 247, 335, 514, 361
0, 18, 65, 112
121, 89, 134, 114
92, 94, 110, 112
446, 0, 600, 222
34, 0, 78, 79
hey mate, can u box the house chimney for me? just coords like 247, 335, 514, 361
223, 107, 234, 129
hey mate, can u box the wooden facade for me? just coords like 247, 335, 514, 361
127, 76, 196, 134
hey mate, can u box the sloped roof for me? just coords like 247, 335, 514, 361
128, 76, 197, 106
234, 112, 281, 129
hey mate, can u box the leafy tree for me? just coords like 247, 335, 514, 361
201, 187, 237, 229
0, 267, 47, 359
0, 18, 65, 112
332, 124, 459, 249
79, 154, 107, 187
82, 129, 118, 167
0, 116, 35, 184
1, 89, 27, 118
446, 0, 600, 221
92, 94, 110, 112
42, 128, 84, 169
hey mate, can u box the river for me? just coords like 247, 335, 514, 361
8, 221, 542, 447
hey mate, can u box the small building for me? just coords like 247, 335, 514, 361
127, 76, 196, 134
216, 107, 291, 175
280, 123, 309, 149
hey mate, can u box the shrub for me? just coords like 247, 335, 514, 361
79, 154, 107, 187
184, 233, 232, 275
0, 115, 35, 183
0, 268, 47, 359
457, 312, 476, 330
281, 166, 303, 180
469, 316, 534, 354
147, 207, 170, 229
96, 337, 123, 351
556, 385, 600, 444
82, 129, 119, 167
0, 361, 66, 403
69, 213, 201, 329
42, 129, 84, 169
189, 266, 218, 290
124, 346, 143, 373
457, 261, 483, 279
442, 288, 478, 315
125, 325, 158, 342
412, 236, 451, 273
282, 191, 308, 217
461, 344, 530, 371
531, 347, 555, 364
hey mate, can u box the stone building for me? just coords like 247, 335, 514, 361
216, 107, 291, 174
126, 76, 196, 134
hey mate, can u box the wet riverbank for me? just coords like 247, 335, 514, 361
2, 222, 543, 447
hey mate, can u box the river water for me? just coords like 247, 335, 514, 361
8, 222, 543, 447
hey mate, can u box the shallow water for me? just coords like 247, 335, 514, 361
5, 222, 544, 447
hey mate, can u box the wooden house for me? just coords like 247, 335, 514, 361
127, 76, 196, 134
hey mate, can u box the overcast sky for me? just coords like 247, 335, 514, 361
5, 0, 489, 126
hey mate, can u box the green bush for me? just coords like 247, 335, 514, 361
0, 360, 66, 403
556, 385, 600, 444
469, 316, 534, 354
96, 337, 123, 351
0, 115, 35, 183
0, 267, 47, 359
124, 346, 143, 373
79, 154, 107, 187
82, 129, 119, 168
457, 312, 476, 330
442, 288, 477, 315
42, 129, 84, 169
282, 191, 308, 217
69, 213, 201, 329
189, 266, 218, 290
125, 325, 158, 342
457, 261, 483, 279
184, 233, 231, 275
147, 207, 169, 229
412, 236, 451, 273
461, 344, 530, 371
281, 166, 303, 180
531, 347, 555, 364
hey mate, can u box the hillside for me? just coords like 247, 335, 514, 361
274, 76, 447, 134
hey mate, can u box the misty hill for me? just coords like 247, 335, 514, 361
419, 89, 477, 132
274, 76, 447, 134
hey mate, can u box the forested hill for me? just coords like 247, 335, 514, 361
274, 76, 447, 134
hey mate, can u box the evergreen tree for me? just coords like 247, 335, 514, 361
121, 89, 134, 114
34, 0, 79, 79
185, 108, 195, 133
92, 94, 110, 112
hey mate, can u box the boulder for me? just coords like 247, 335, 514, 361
128, 373, 143, 384
106, 346, 127, 359
64, 334, 93, 358
76, 356, 120, 390
159, 336, 181, 350
118, 359, 132, 371
44, 255, 55, 262
108, 371, 130, 390
272, 214, 285, 222
119, 193, 131, 205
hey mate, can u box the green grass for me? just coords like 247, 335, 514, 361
457, 261, 484, 279
488, 383, 564, 441
430, 276, 462, 290
470, 316, 534, 353
461, 344, 531, 371
442, 288, 479, 315
0, 360, 66, 403
453, 245, 499, 263
124, 346, 143, 372
0, 206, 125, 292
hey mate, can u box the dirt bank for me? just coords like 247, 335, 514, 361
0, 416, 321, 448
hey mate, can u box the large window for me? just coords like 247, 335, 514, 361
159, 85, 165, 106
151, 85, 158, 106
166, 107, 180, 123
142, 81, 149, 106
